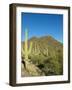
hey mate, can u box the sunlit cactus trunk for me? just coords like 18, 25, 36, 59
25, 28, 28, 60
47, 48, 48, 56
24, 28, 32, 60
43, 47, 48, 56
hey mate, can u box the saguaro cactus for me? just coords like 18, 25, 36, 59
24, 28, 32, 60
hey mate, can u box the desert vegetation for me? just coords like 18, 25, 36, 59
21, 30, 63, 77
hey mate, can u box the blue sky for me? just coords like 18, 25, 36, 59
21, 13, 63, 43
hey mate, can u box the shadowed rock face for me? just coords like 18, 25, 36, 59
21, 36, 63, 77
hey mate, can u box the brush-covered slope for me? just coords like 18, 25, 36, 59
21, 36, 63, 76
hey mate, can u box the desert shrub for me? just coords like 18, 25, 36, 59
29, 49, 63, 76
37, 64, 44, 69
40, 55, 63, 75
31, 54, 45, 65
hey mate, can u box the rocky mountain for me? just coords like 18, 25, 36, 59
21, 36, 63, 76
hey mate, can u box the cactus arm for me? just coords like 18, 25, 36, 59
24, 28, 33, 60
29, 42, 33, 54
47, 48, 48, 56
37, 45, 40, 54
25, 28, 28, 60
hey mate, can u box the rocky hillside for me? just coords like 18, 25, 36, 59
21, 36, 63, 77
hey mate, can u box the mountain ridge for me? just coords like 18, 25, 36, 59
22, 35, 63, 44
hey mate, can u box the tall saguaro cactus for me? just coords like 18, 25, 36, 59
24, 28, 32, 60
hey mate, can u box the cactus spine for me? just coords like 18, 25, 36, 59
24, 28, 32, 60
